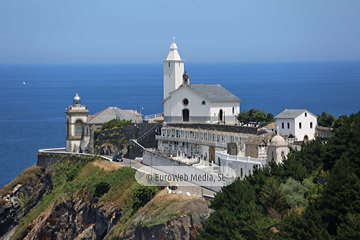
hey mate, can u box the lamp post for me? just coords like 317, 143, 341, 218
129, 141, 132, 168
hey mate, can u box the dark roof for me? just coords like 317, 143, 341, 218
191, 84, 241, 102
275, 109, 316, 119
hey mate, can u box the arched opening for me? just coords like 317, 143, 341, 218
182, 109, 189, 122
219, 109, 223, 121
303, 135, 309, 142
75, 120, 83, 136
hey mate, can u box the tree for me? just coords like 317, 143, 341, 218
101, 118, 132, 130
259, 177, 288, 218
237, 109, 274, 126
281, 178, 309, 209
317, 111, 335, 127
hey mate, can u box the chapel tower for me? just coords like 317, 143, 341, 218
65, 93, 89, 152
163, 37, 185, 100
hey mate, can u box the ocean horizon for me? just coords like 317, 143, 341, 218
0, 61, 359, 187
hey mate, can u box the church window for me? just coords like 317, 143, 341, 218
241, 168, 243, 178
281, 151, 285, 158
310, 122, 313, 128
305, 112, 307, 117
182, 98, 189, 106
287, 122, 290, 129
75, 120, 83, 136
201, 101, 206, 105
282, 122, 284, 129
169, 62, 170, 67
299, 122, 302, 129
232, 107, 235, 114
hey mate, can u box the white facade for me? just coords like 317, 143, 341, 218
163, 40, 185, 100
65, 94, 89, 152
275, 109, 317, 141
163, 86, 240, 124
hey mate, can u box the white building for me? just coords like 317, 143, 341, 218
162, 39, 241, 124
275, 109, 317, 141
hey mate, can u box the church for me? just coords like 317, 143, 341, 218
162, 38, 241, 124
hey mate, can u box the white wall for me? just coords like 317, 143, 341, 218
276, 111, 317, 140
276, 118, 295, 137
209, 102, 240, 124
216, 151, 266, 178
163, 60, 184, 100
164, 86, 240, 124
164, 86, 211, 122
294, 112, 317, 140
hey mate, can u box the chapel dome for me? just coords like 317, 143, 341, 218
270, 135, 286, 146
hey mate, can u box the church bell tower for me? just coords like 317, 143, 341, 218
163, 37, 185, 100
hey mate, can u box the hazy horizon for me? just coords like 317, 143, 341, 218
1, 0, 359, 64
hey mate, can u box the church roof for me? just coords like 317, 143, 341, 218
87, 107, 142, 124
191, 84, 241, 102
165, 42, 183, 61
275, 109, 317, 119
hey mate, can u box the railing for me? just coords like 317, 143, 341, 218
216, 151, 267, 165
144, 113, 162, 120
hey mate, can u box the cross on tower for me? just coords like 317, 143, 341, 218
172, 36, 176, 43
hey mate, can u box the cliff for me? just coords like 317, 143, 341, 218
0, 156, 212, 240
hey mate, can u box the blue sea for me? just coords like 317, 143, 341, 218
0, 62, 360, 187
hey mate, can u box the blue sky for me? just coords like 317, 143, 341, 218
0, 0, 359, 64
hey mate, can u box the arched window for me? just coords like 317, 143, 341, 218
281, 151, 285, 158
201, 101, 206, 105
75, 120, 83, 136
219, 109, 223, 121
232, 107, 235, 114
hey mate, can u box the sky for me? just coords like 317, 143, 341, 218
0, 0, 359, 64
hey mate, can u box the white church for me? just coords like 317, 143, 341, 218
162, 38, 241, 124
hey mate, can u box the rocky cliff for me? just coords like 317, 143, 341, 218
0, 156, 212, 240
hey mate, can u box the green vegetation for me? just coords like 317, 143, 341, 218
317, 111, 347, 128
11, 155, 160, 240
197, 111, 360, 239
237, 109, 274, 126
101, 118, 132, 130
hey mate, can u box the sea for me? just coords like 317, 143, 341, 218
0, 62, 360, 188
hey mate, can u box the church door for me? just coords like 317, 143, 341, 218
182, 109, 189, 122
219, 109, 223, 121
